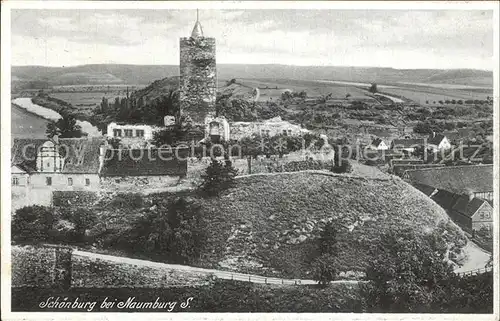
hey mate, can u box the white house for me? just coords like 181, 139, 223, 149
230, 116, 308, 141
204, 115, 230, 142
428, 133, 451, 152
369, 138, 389, 150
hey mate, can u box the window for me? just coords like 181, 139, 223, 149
288, 129, 292, 135
283, 130, 288, 136
68, 177, 73, 186
12, 177, 19, 185
46, 177, 52, 186
113, 129, 122, 137
124, 129, 133, 137
85, 178, 90, 186
136, 130, 145, 137
47, 162, 51, 168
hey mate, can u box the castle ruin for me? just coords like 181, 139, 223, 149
179, 12, 217, 124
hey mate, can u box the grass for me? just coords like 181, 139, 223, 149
60, 170, 466, 279
12, 279, 363, 312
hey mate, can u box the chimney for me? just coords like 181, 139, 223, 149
468, 191, 474, 202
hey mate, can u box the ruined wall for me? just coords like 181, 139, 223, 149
179, 37, 216, 124
100, 175, 181, 192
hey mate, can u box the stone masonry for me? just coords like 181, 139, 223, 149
179, 35, 216, 124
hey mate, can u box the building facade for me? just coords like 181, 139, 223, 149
179, 15, 217, 124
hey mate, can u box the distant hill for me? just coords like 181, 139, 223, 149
12, 64, 493, 87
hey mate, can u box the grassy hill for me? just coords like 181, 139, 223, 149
91, 170, 466, 279
12, 64, 492, 87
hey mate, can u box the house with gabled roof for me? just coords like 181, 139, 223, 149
11, 137, 106, 209
390, 138, 425, 154
449, 196, 493, 233
369, 138, 389, 150
427, 132, 451, 151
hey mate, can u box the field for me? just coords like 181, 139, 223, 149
381, 85, 492, 105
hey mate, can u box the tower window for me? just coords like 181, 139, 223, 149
68, 178, 73, 186
46, 177, 52, 186
85, 178, 91, 186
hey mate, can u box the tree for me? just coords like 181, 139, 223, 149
362, 229, 456, 312
124, 197, 205, 264
319, 221, 339, 255
311, 253, 338, 286
71, 208, 98, 240
199, 158, 238, 197
12, 205, 56, 243
46, 113, 83, 138
369, 83, 378, 93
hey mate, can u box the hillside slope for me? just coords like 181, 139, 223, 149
184, 171, 466, 278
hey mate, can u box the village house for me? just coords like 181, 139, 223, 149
99, 147, 188, 190
369, 138, 389, 150
449, 195, 493, 233
11, 137, 104, 210
390, 138, 425, 154
107, 122, 164, 148
427, 133, 451, 152
229, 116, 309, 141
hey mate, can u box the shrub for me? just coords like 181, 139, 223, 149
120, 197, 206, 264
108, 193, 144, 209
311, 254, 338, 286
200, 158, 238, 197
331, 159, 352, 173
12, 206, 56, 243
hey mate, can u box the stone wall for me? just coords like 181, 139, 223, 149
179, 37, 216, 123
11, 245, 59, 287
101, 175, 181, 192
11, 245, 210, 289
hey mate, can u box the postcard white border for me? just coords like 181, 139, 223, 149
1, 1, 499, 321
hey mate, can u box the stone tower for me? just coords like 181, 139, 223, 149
179, 11, 217, 124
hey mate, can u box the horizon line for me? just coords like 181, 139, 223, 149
11, 63, 494, 72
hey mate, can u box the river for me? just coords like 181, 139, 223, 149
12, 97, 101, 137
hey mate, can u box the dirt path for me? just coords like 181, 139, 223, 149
73, 249, 361, 286
454, 241, 492, 273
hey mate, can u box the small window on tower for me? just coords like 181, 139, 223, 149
85, 178, 91, 186
68, 178, 73, 186
46, 177, 52, 186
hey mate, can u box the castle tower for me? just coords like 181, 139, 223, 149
179, 10, 217, 124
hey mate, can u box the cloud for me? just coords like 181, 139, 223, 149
10, 9, 494, 69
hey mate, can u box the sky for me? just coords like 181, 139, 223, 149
10, 9, 495, 70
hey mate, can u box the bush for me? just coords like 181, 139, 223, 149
108, 193, 144, 209
12, 206, 56, 243
200, 158, 238, 197
331, 159, 352, 173
119, 197, 206, 264
311, 254, 338, 286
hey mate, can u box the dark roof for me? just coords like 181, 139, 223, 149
404, 165, 493, 195
371, 138, 384, 147
428, 133, 447, 145
395, 163, 445, 176
101, 148, 188, 177
391, 138, 425, 149
451, 196, 491, 218
431, 190, 462, 210
11, 137, 104, 174
413, 183, 437, 196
